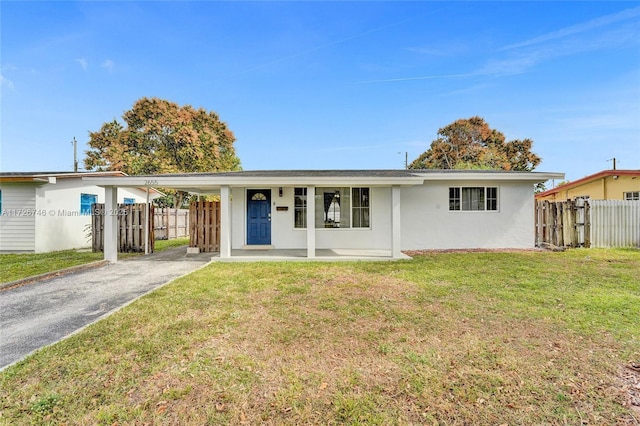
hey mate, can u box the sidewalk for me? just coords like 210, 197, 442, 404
0, 247, 212, 370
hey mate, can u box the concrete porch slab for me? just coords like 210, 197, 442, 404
210, 248, 412, 262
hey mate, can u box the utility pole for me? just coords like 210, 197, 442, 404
71, 137, 78, 172
608, 157, 617, 170
398, 151, 408, 169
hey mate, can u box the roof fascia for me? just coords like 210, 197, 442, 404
414, 172, 565, 183
83, 175, 426, 189
0, 177, 50, 184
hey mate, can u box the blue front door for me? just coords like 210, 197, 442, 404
247, 189, 271, 245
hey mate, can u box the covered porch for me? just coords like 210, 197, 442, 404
83, 171, 424, 263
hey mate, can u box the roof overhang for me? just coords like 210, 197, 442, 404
82, 175, 426, 194
413, 171, 565, 183
0, 177, 51, 184
0, 171, 127, 185
83, 170, 564, 194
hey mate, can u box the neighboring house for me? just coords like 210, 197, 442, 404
0, 171, 160, 253
535, 169, 640, 202
84, 169, 563, 261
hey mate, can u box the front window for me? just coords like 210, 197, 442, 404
624, 191, 640, 201
80, 193, 98, 215
294, 188, 307, 228
449, 187, 498, 211
323, 191, 341, 227
293, 187, 370, 229
352, 187, 370, 228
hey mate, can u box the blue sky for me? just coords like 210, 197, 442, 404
2, 1, 639, 185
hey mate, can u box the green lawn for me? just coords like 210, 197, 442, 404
1, 249, 638, 425
0, 237, 190, 284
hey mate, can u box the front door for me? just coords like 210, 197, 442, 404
247, 189, 271, 245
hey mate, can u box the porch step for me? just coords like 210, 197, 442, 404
241, 245, 275, 250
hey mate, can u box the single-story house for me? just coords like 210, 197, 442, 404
536, 169, 640, 202
0, 171, 160, 253
84, 169, 563, 262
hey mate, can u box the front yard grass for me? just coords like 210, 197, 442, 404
0, 250, 104, 284
0, 237, 190, 284
1, 249, 638, 424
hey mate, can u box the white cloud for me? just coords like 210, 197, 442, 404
1, 73, 15, 90
500, 6, 640, 51
101, 59, 115, 73
364, 6, 640, 84
76, 58, 88, 71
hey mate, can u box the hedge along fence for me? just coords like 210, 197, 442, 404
92, 203, 155, 253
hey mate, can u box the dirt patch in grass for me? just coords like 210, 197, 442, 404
620, 364, 640, 418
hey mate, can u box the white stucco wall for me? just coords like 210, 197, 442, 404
400, 180, 535, 250
33, 178, 154, 253
0, 183, 38, 252
228, 181, 536, 251
230, 186, 392, 250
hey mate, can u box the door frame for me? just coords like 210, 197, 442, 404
246, 189, 272, 245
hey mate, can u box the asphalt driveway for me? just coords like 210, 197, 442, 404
0, 247, 213, 370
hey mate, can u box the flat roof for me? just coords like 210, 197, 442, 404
82, 169, 565, 193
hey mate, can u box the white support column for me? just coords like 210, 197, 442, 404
104, 186, 118, 263
306, 185, 316, 258
220, 185, 231, 258
391, 185, 402, 258
144, 187, 150, 254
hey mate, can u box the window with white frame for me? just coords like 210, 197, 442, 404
294, 188, 307, 228
293, 187, 370, 228
624, 191, 640, 201
449, 187, 498, 211
351, 187, 370, 228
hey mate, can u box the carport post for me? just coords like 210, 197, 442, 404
391, 186, 402, 258
104, 186, 118, 263
144, 188, 150, 255
220, 185, 231, 258
306, 185, 316, 258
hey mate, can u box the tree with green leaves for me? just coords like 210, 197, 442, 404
84, 97, 241, 206
409, 116, 541, 171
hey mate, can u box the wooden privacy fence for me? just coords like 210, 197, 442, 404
536, 199, 640, 248
189, 201, 220, 252
92, 203, 155, 253
154, 208, 189, 240
535, 199, 590, 248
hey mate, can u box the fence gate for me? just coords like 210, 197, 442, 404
189, 201, 220, 252
154, 207, 189, 240
92, 203, 155, 253
535, 200, 590, 248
